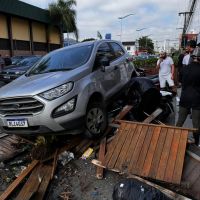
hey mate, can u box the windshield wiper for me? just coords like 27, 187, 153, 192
26, 68, 72, 76
44, 68, 72, 73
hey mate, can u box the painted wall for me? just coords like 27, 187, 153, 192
49, 27, 60, 44
0, 14, 8, 39
12, 17, 30, 41
32, 22, 46, 43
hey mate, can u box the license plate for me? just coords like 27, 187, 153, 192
7, 119, 28, 128
4, 75, 10, 79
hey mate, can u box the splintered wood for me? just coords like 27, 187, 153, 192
98, 121, 191, 184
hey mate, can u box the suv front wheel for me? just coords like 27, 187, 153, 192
85, 102, 107, 138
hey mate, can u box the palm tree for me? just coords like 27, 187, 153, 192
49, 0, 78, 43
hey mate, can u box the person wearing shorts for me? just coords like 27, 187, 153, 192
156, 52, 176, 93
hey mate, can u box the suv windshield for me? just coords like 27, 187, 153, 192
28, 45, 93, 75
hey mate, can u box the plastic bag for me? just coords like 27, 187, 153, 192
112, 179, 172, 200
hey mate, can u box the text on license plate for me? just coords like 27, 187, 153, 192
7, 119, 28, 127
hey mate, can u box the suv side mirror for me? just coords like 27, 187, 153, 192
100, 56, 110, 72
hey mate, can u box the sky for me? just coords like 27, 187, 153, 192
21, 0, 200, 50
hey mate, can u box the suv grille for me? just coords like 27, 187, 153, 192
0, 97, 44, 116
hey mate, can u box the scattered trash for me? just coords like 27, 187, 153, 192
112, 179, 172, 200
58, 151, 74, 166
81, 148, 93, 160
9, 160, 24, 166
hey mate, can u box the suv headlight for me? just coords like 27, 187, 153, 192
39, 82, 73, 100
52, 97, 77, 118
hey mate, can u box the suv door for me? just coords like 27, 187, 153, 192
93, 42, 118, 98
109, 42, 129, 88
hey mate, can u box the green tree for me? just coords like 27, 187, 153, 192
138, 36, 154, 53
49, 0, 78, 43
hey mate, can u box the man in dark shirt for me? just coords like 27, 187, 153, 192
176, 46, 200, 146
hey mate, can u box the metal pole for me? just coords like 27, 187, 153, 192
120, 19, 122, 41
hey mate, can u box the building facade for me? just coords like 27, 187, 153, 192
122, 41, 136, 56
0, 0, 63, 57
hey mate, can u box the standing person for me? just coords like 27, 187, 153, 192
0, 54, 5, 72
177, 49, 187, 85
182, 40, 196, 66
156, 51, 176, 93
176, 46, 200, 146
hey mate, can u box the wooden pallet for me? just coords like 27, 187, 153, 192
95, 120, 194, 184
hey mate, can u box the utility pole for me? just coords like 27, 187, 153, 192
179, 12, 193, 48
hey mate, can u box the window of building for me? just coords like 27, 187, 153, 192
127, 46, 131, 51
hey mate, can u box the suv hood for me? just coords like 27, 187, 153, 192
0, 68, 89, 98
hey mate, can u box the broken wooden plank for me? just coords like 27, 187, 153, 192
92, 160, 191, 199
15, 165, 44, 200
51, 149, 59, 180
143, 108, 162, 123
0, 160, 39, 200
33, 165, 52, 200
128, 175, 192, 200
96, 137, 107, 179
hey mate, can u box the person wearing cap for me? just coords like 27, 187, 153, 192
176, 46, 200, 146
182, 40, 196, 66
156, 51, 176, 93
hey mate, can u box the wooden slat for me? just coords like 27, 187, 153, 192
107, 123, 129, 169
128, 125, 149, 174
148, 128, 168, 179
104, 123, 125, 166
141, 127, 161, 177
133, 126, 155, 175
121, 124, 142, 171
51, 149, 58, 180
114, 124, 137, 171
172, 130, 188, 184
143, 108, 162, 123
33, 165, 52, 200
96, 137, 107, 179
0, 160, 39, 200
15, 165, 44, 200
164, 129, 181, 182
156, 128, 174, 181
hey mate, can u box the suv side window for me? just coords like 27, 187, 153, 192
94, 43, 114, 70
110, 42, 125, 59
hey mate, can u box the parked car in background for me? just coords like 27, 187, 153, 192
11, 55, 37, 65
0, 40, 135, 138
0, 56, 41, 83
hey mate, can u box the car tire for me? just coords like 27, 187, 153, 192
85, 102, 107, 138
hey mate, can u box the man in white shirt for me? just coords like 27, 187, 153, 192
156, 52, 175, 93
182, 40, 196, 66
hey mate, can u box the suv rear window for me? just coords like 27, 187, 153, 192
28, 45, 93, 75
